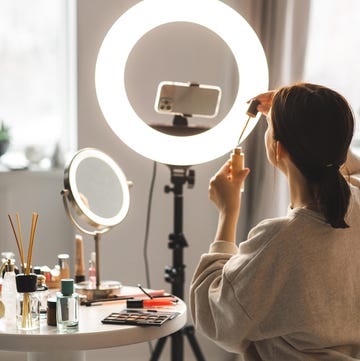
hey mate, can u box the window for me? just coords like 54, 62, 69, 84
0, 0, 76, 168
303, 0, 360, 150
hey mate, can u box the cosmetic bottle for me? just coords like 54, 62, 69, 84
16, 273, 40, 330
2, 259, 17, 325
230, 147, 245, 191
56, 278, 79, 331
88, 252, 96, 288
36, 274, 49, 315
1, 252, 18, 276
58, 253, 70, 280
75, 235, 85, 283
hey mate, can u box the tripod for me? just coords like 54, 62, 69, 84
150, 165, 206, 361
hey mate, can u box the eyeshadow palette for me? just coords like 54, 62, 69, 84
102, 309, 179, 326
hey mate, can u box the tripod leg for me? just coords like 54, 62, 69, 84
150, 336, 167, 361
171, 330, 183, 361
184, 325, 206, 361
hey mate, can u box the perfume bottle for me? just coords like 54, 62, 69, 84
56, 278, 79, 331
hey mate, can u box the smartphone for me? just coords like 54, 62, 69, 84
154, 81, 221, 118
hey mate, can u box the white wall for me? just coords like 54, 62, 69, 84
0, 1, 253, 360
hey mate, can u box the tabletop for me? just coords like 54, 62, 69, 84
0, 286, 187, 361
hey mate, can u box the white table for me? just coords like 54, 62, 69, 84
0, 287, 187, 361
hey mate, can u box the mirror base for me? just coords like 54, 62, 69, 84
75, 280, 121, 300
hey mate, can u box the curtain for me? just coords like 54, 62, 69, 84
234, 0, 311, 241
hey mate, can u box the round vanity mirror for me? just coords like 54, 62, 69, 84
61, 148, 131, 300
63, 148, 130, 231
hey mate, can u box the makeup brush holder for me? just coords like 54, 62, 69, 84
16, 274, 40, 330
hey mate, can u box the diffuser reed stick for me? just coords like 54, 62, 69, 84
8, 214, 24, 271
8, 212, 39, 329
16, 212, 25, 272
26, 212, 38, 275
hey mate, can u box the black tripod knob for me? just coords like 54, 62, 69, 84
164, 185, 173, 193
187, 169, 195, 188
164, 265, 185, 285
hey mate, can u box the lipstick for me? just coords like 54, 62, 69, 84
126, 298, 175, 308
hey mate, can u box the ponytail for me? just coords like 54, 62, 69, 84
312, 168, 350, 228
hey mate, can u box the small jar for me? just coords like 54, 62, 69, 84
47, 297, 57, 326
16, 274, 40, 330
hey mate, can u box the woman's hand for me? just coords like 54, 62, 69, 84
209, 160, 250, 242
249, 90, 276, 116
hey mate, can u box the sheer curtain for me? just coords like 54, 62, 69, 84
233, 0, 311, 240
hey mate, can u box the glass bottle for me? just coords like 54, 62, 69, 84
88, 252, 96, 288
56, 278, 79, 331
1, 252, 18, 282
15, 273, 40, 330
2, 259, 17, 325
36, 274, 49, 316
58, 253, 70, 280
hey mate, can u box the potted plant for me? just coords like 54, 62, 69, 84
0, 121, 10, 157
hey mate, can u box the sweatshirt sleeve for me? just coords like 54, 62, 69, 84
189, 217, 290, 354
189, 240, 258, 353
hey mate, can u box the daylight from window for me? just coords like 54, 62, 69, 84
0, 0, 75, 168
303, 0, 360, 149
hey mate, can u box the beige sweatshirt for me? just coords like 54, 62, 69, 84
190, 151, 360, 361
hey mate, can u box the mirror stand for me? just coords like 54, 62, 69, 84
61, 189, 121, 300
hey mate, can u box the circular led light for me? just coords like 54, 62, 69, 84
96, 0, 268, 165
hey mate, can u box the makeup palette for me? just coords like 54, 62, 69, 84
102, 309, 179, 326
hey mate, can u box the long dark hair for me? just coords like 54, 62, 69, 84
271, 83, 354, 228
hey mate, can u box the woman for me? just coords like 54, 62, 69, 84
190, 83, 360, 360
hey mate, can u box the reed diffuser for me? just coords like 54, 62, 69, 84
8, 212, 40, 330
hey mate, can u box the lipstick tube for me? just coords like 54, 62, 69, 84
126, 298, 175, 308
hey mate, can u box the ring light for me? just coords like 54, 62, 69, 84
95, 0, 268, 165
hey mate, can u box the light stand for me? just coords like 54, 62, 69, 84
150, 125, 205, 361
